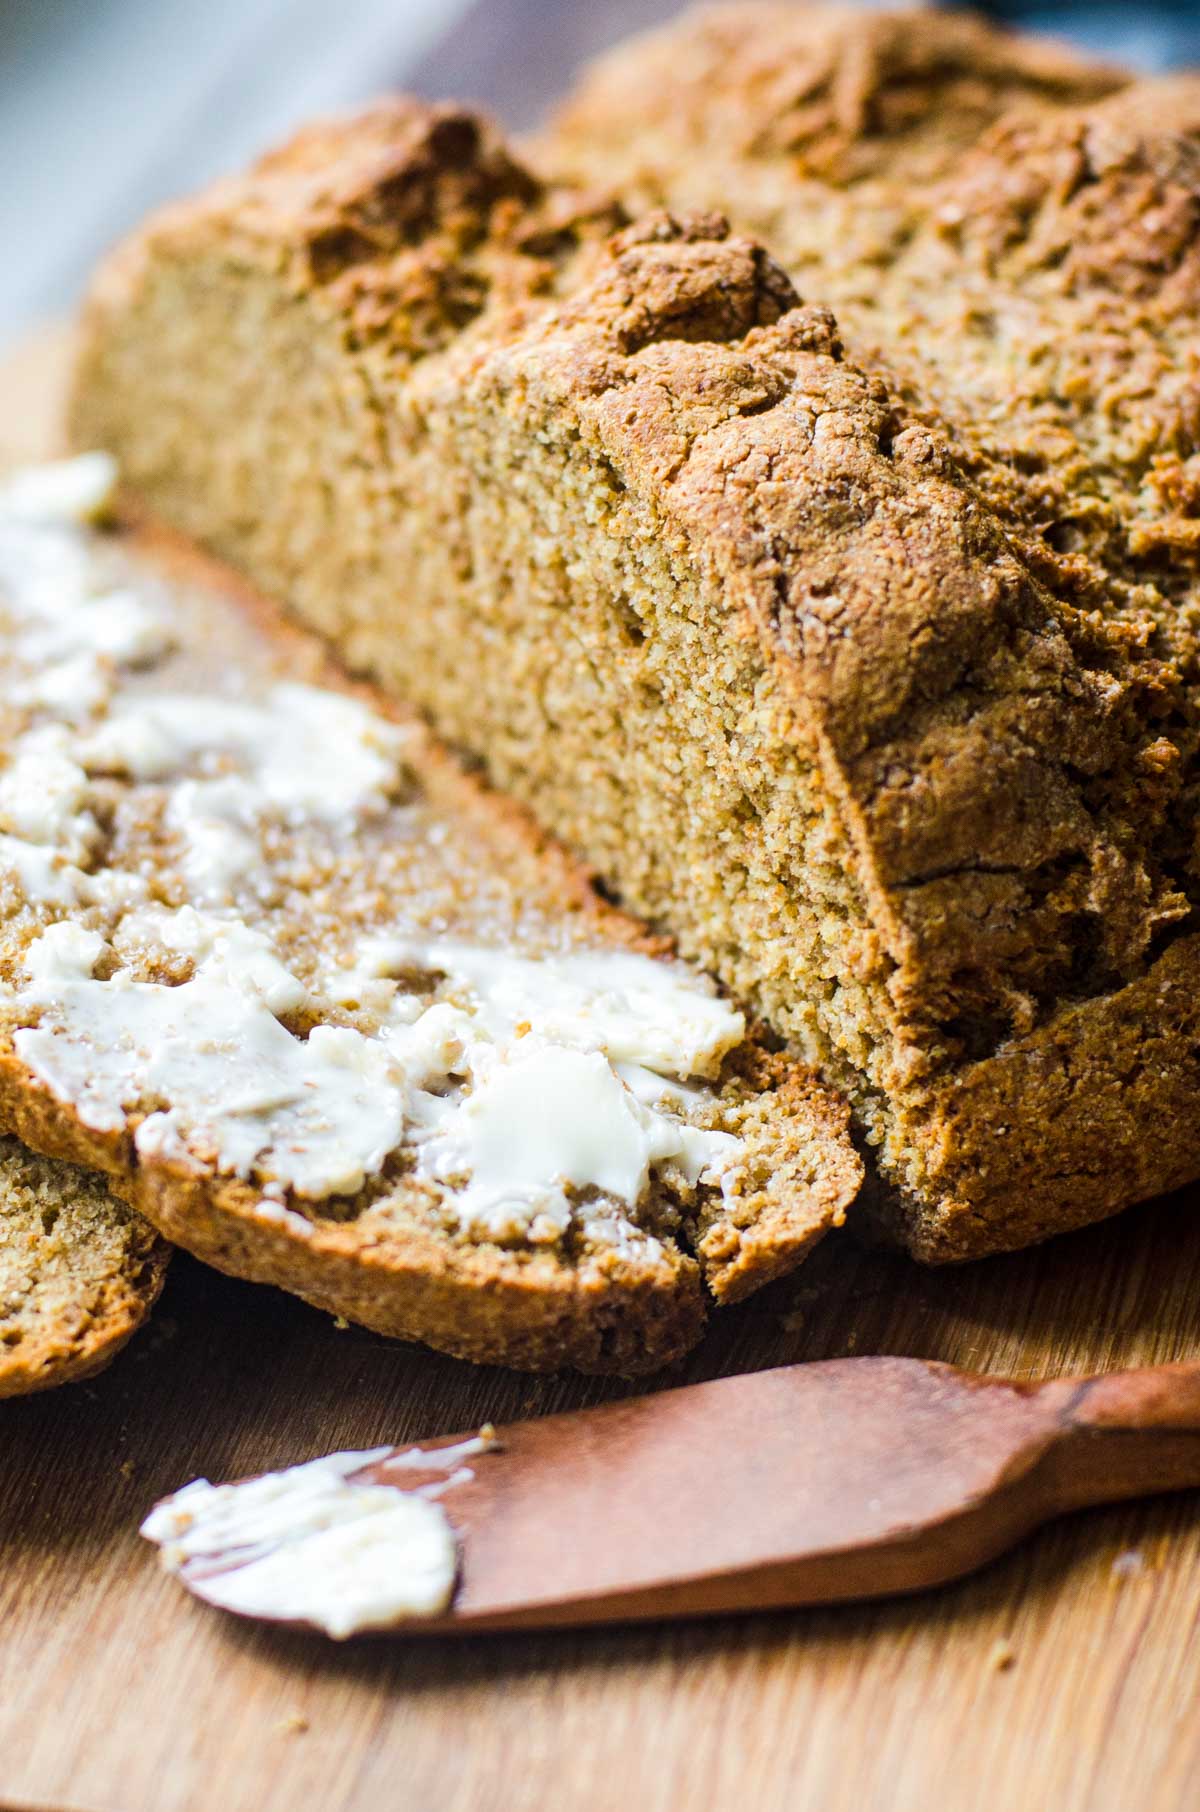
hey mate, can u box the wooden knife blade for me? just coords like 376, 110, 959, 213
142, 1354, 1200, 1636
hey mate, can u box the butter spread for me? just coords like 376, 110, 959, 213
78, 685, 408, 816
0, 732, 98, 859
416, 1042, 739, 1238
140, 1439, 494, 1636
0, 457, 747, 1242
361, 938, 744, 1080
77, 687, 412, 905
0, 834, 82, 906
0, 449, 117, 524
16, 916, 409, 1195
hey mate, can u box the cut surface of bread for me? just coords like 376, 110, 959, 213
66, 76, 1200, 1265
0, 1132, 167, 1399
0, 454, 859, 1376
0, 451, 170, 1401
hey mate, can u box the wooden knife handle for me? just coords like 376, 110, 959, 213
1042, 1362, 1200, 1511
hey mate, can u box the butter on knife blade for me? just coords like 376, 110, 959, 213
141, 1434, 497, 1638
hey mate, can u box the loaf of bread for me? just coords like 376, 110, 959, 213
0, 1132, 167, 1398
68, 32, 1200, 1264
544, 7, 1200, 1248
0, 453, 858, 1374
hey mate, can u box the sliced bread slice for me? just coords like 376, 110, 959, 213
0, 1133, 167, 1398
0, 454, 860, 1376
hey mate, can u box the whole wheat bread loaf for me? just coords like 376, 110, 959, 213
67, 37, 1200, 1263
544, 6, 1200, 1245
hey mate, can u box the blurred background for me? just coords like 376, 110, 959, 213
2, 0, 1200, 348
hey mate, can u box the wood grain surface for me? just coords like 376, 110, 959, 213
4, 339, 1200, 1812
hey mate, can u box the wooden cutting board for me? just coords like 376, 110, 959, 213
3, 328, 1200, 1812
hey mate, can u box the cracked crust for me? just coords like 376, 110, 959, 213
68, 75, 1200, 1260
544, 5, 1124, 301
0, 1135, 168, 1398
550, 4, 1123, 165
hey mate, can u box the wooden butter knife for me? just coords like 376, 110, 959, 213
143, 1354, 1200, 1635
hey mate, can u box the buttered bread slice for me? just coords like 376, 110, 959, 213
0, 455, 859, 1375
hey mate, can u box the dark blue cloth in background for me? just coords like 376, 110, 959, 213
979, 2, 1200, 70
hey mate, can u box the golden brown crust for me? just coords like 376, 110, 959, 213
68, 64, 1200, 1265
548, 4, 1122, 179
543, 5, 1124, 302
863, 78, 1200, 546
898, 936, 1200, 1258
0, 1136, 168, 1399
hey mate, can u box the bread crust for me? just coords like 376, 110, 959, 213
549, 8, 1121, 162
544, 5, 1124, 301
